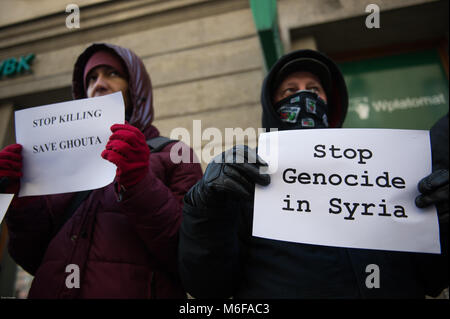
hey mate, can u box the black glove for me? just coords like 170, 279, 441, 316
415, 169, 449, 222
185, 145, 271, 209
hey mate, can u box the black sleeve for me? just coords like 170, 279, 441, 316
413, 223, 448, 297
415, 113, 449, 297
429, 113, 449, 173
178, 199, 242, 298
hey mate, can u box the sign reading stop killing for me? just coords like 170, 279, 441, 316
253, 129, 441, 254
15, 91, 125, 197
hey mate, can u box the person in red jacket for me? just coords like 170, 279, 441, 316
0, 43, 203, 298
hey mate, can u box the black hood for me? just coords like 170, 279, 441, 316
261, 49, 348, 130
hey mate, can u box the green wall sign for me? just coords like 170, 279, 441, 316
0, 53, 35, 79
339, 49, 448, 130
250, 0, 284, 71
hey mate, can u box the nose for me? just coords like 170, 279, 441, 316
92, 74, 108, 90
299, 84, 308, 91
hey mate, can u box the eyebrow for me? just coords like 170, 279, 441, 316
282, 82, 298, 88
280, 80, 322, 90
305, 80, 322, 87
88, 66, 116, 75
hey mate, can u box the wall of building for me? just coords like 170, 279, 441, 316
0, 0, 265, 166
278, 0, 438, 49
0, 0, 109, 28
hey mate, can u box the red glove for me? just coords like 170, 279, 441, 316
0, 144, 23, 194
101, 124, 149, 189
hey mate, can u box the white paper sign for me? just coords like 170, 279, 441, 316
253, 129, 441, 254
0, 194, 14, 224
15, 92, 125, 197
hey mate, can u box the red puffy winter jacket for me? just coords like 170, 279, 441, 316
6, 43, 203, 298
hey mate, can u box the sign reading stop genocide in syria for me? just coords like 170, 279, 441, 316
253, 129, 441, 254
15, 91, 125, 197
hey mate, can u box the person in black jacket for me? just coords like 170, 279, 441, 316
178, 49, 448, 298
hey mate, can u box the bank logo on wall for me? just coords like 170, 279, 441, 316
0, 54, 35, 80
349, 97, 370, 120
349, 93, 447, 120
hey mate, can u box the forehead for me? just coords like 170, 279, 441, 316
277, 71, 322, 88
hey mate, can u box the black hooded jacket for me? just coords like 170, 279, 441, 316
178, 50, 448, 299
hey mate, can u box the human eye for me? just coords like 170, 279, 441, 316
109, 70, 119, 77
285, 86, 296, 92
307, 86, 322, 94
87, 74, 97, 84
282, 87, 297, 95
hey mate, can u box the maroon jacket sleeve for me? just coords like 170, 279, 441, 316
116, 144, 202, 275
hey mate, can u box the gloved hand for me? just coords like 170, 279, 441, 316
101, 123, 149, 189
415, 169, 449, 222
0, 144, 23, 194
185, 145, 271, 209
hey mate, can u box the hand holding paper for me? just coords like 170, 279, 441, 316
253, 129, 441, 254
101, 123, 149, 189
415, 169, 449, 221
0, 144, 23, 194
185, 145, 270, 209
15, 91, 125, 196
